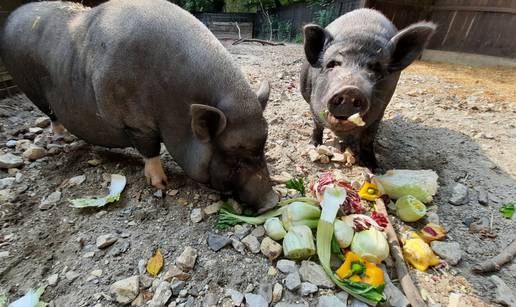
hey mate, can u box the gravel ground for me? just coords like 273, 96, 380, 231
0, 43, 515, 307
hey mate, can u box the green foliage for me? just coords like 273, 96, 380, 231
500, 203, 515, 219
314, 7, 337, 27
295, 33, 303, 44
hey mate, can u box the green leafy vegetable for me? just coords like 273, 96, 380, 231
286, 177, 306, 196
317, 186, 384, 305
69, 174, 126, 208
500, 203, 514, 219
282, 201, 321, 230
215, 197, 318, 230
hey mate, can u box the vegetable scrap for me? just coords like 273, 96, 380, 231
283, 225, 316, 260
69, 174, 126, 208
499, 203, 514, 219
358, 181, 381, 201
336, 251, 385, 287
372, 169, 438, 203
402, 238, 441, 272
146, 249, 164, 277
286, 177, 306, 196
396, 195, 427, 222
7, 286, 46, 307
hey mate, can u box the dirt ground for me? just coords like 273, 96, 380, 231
0, 43, 515, 307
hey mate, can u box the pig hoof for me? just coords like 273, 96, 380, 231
144, 156, 168, 190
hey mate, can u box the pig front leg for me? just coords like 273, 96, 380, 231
125, 129, 168, 189
358, 120, 381, 172
311, 119, 324, 146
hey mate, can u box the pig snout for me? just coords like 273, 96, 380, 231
236, 170, 279, 213
327, 86, 369, 118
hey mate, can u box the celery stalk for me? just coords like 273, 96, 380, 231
316, 186, 385, 305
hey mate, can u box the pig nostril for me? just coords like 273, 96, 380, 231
353, 99, 361, 108
337, 97, 344, 104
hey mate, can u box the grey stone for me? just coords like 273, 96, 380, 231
380, 264, 409, 307
0, 177, 15, 189
234, 224, 252, 240
231, 237, 245, 254
299, 261, 334, 288
190, 208, 204, 223
225, 288, 244, 306
277, 259, 297, 274
110, 275, 140, 304
108, 241, 130, 257
275, 304, 308, 307
0, 189, 15, 203
257, 282, 272, 303
272, 283, 283, 303
431, 241, 462, 265
39, 191, 62, 210
96, 234, 117, 249
207, 232, 231, 252
251, 226, 265, 239
67, 175, 86, 186
476, 187, 489, 206
0, 153, 23, 168
244, 293, 267, 307
171, 281, 186, 296
47, 274, 59, 286
241, 235, 260, 254
449, 183, 469, 206
65, 271, 80, 282
6, 140, 17, 148
176, 246, 197, 272
299, 282, 318, 296
318, 295, 347, 307
34, 116, 51, 128
149, 281, 172, 307
349, 298, 369, 307
336, 292, 349, 305
284, 271, 301, 291
490, 276, 516, 306
203, 292, 218, 307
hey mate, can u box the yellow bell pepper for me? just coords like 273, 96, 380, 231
418, 223, 446, 243
336, 252, 385, 286
403, 238, 441, 271
358, 181, 382, 201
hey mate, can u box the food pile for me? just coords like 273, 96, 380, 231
216, 169, 443, 305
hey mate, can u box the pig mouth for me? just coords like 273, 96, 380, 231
324, 113, 363, 131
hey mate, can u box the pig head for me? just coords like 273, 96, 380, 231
300, 8, 436, 170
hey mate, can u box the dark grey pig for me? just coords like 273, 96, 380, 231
1, 0, 278, 211
300, 9, 436, 170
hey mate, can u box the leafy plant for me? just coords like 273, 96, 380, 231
286, 177, 305, 196
314, 8, 337, 27
500, 203, 515, 219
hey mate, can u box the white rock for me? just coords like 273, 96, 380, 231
29, 127, 44, 134
431, 241, 462, 265
0, 177, 15, 190
90, 269, 103, 277
110, 275, 140, 305
244, 293, 268, 307
67, 175, 86, 186
276, 259, 297, 274
284, 271, 301, 291
176, 246, 197, 272
490, 275, 516, 306
190, 208, 204, 223
242, 235, 260, 254
449, 183, 469, 206
225, 288, 244, 306
47, 274, 59, 286
299, 261, 334, 288
272, 283, 283, 303
308, 149, 321, 162
148, 281, 172, 307
65, 271, 80, 282
331, 152, 346, 163
96, 234, 117, 249
204, 202, 222, 215
318, 295, 346, 307
22, 145, 47, 161
0, 251, 9, 258
0, 153, 23, 169
260, 237, 282, 260
6, 140, 17, 148
299, 282, 318, 296
316, 145, 334, 156
34, 116, 51, 128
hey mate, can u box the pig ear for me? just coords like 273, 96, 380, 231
388, 22, 436, 72
303, 24, 333, 67
256, 80, 270, 110
190, 104, 227, 143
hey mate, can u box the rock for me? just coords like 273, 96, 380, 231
204, 202, 222, 215
227, 198, 242, 214
164, 265, 191, 281
308, 149, 321, 162
15, 140, 31, 151
476, 187, 489, 206
149, 281, 172, 307
241, 235, 260, 254
226, 288, 244, 306
381, 264, 409, 307
87, 159, 102, 166
258, 282, 272, 303
469, 216, 490, 233
244, 293, 268, 307
110, 276, 140, 305
65, 271, 80, 282
231, 237, 245, 254
0, 153, 23, 168
277, 259, 297, 274
272, 283, 283, 303
331, 153, 346, 163
153, 189, 163, 198
299, 261, 334, 288
67, 175, 86, 186
0, 177, 15, 189
176, 246, 197, 272
260, 237, 282, 260
207, 232, 231, 252
316, 145, 333, 156
47, 274, 59, 286
178, 289, 188, 297
137, 259, 146, 275
204, 292, 218, 306
318, 295, 346, 307
251, 226, 265, 239
299, 282, 318, 296
131, 293, 145, 306
0, 189, 15, 203
319, 154, 331, 164
490, 275, 516, 306
83, 251, 95, 258
35, 116, 51, 128
285, 271, 301, 291
275, 304, 308, 307
234, 224, 252, 240
29, 127, 44, 134
447, 293, 463, 307
431, 241, 462, 265
96, 234, 117, 249
39, 191, 62, 210
23, 145, 47, 161
91, 269, 103, 277
171, 281, 186, 296
336, 292, 349, 304
190, 208, 204, 223
271, 172, 293, 183
448, 183, 469, 206
207, 193, 220, 201
6, 140, 17, 148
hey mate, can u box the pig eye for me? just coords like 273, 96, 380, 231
366, 62, 384, 80
326, 60, 340, 69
